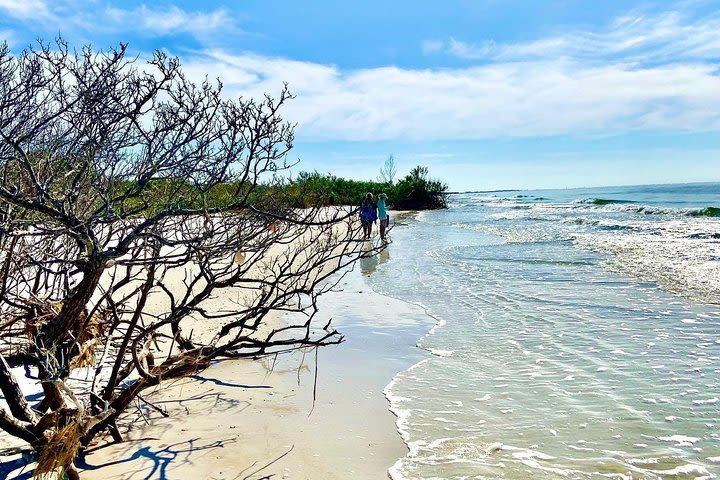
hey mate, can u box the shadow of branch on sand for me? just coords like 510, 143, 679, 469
0, 451, 34, 480
78, 440, 296, 480
78, 437, 236, 480
1, 371, 280, 479
190, 375, 272, 390
120, 385, 253, 427
0, 439, 241, 480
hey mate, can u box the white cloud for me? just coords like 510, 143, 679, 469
446, 38, 497, 59
170, 4, 713, 143
427, 10, 720, 63
421, 39, 445, 55
5, 1, 720, 144
180, 50, 720, 142
0, 0, 52, 20
0, 1, 232, 39
104, 5, 231, 36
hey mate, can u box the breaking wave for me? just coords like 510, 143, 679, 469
575, 197, 636, 205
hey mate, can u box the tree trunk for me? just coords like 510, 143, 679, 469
49, 262, 104, 340
0, 408, 37, 445
0, 354, 36, 422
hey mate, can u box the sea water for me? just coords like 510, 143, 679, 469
369, 183, 720, 479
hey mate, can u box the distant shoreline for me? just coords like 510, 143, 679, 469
448, 180, 720, 195
447, 189, 520, 194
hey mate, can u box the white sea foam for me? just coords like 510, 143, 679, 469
572, 218, 720, 304
658, 435, 701, 445
427, 348, 454, 357
378, 191, 720, 480
505, 446, 556, 461
462, 192, 720, 304
627, 457, 659, 465
652, 463, 712, 477
485, 442, 504, 454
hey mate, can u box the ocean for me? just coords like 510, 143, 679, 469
369, 182, 720, 479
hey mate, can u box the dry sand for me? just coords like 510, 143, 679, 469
1, 218, 432, 479
76, 266, 430, 480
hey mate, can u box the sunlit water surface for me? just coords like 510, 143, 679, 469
370, 183, 720, 479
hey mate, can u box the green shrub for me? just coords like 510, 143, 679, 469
289, 166, 447, 210
95, 165, 447, 215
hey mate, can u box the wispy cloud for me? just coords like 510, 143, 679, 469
3, 1, 720, 144
105, 5, 232, 36
181, 50, 720, 142
0, 1, 233, 39
0, 0, 53, 20
425, 9, 720, 63
421, 39, 445, 55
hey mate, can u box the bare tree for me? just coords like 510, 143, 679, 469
0, 39, 374, 479
378, 154, 397, 184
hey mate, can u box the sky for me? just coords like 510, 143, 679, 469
1, 0, 719, 191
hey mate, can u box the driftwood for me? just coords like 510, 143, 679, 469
0, 38, 379, 478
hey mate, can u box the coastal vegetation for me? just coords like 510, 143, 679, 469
97, 159, 449, 214
288, 164, 449, 210
0, 39, 379, 479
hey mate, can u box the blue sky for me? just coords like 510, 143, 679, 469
1, 0, 719, 190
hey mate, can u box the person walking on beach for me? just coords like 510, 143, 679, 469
377, 193, 390, 242
360, 192, 377, 239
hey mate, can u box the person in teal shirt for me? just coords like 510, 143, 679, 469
377, 193, 390, 241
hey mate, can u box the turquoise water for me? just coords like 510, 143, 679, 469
371, 183, 720, 479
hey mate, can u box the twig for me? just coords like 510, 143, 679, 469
236, 444, 295, 480
308, 346, 319, 417
137, 394, 170, 418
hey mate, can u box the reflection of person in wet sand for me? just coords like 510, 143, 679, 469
360, 241, 379, 275
379, 247, 390, 265
360, 241, 390, 276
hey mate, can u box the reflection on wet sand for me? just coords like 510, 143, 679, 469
360, 241, 390, 276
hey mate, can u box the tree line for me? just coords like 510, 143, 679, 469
287, 163, 449, 210
105, 161, 448, 214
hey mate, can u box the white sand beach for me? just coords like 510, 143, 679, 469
1, 222, 431, 480
75, 265, 430, 480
